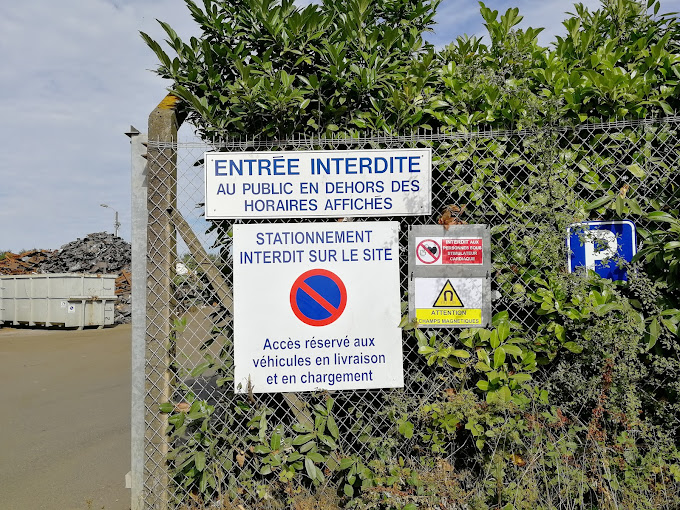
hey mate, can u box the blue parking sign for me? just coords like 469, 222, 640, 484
567, 220, 637, 281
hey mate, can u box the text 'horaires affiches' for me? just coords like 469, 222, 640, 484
204, 149, 432, 219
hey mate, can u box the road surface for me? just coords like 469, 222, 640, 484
0, 324, 131, 510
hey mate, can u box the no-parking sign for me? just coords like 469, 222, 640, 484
290, 269, 347, 326
232, 221, 403, 393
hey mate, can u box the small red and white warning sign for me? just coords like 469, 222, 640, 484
415, 237, 483, 265
442, 238, 483, 264
416, 239, 441, 264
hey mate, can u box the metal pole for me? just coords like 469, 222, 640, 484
127, 125, 147, 510
101, 203, 121, 237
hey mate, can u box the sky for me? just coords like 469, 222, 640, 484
1, 0, 679, 252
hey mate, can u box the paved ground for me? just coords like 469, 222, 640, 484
0, 324, 131, 510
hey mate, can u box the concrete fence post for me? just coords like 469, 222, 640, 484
144, 95, 184, 510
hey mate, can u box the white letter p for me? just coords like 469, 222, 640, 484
583, 230, 617, 271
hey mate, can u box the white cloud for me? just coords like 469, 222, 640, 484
0, 0, 194, 251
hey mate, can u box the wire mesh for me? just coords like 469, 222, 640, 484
142, 117, 679, 508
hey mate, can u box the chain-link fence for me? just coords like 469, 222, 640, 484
137, 116, 679, 509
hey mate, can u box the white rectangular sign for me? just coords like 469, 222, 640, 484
233, 221, 403, 393
205, 149, 431, 219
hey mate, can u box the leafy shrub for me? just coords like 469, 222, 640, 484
145, 0, 680, 508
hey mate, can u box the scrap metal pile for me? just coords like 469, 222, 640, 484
0, 250, 54, 275
39, 232, 131, 275
1, 232, 132, 324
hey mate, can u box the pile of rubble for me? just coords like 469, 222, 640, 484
40, 232, 130, 275
1, 233, 132, 325
0, 250, 54, 275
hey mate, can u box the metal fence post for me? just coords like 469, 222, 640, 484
128, 126, 148, 510
145, 95, 184, 509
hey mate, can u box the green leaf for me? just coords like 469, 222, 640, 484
399, 420, 414, 439
159, 402, 174, 413
190, 361, 212, 377
305, 457, 317, 480
656, 100, 674, 114
339, 457, 355, 470
430, 100, 450, 109
503, 344, 522, 357
490, 330, 500, 349
447, 358, 464, 368
497, 321, 510, 342
326, 415, 339, 440
344, 483, 354, 497
253, 444, 271, 454
187, 410, 205, 421
476, 361, 492, 372
563, 341, 583, 353
198, 471, 208, 494
510, 373, 532, 383
292, 433, 315, 446
627, 199, 643, 215
414, 329, 428, 346
566, 309, 583, 320
492, 311, 509, 325
626, 163, 645, 179
168, 413, 185, 427
647, 212, 676, 223
615, 195, 624, 216
648, 318, 660, 349
586, 195, 614, 211
259, 413, 267, 442
478, 329, 492, 342
477, 380, 490, 391
478, 348, 491, 366
271, 432, 281, 451
493, 347, 506, 368
194, 451, 206, 472
307, 452, 325, 463
300, 440, 317, 453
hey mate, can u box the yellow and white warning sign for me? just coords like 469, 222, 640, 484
433, 280, 464, 307
414, 278, 483, 326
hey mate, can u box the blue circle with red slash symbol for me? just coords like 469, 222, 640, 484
290, 269, 347, 327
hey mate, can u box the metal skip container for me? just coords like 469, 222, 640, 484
0, 274, 117, 329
